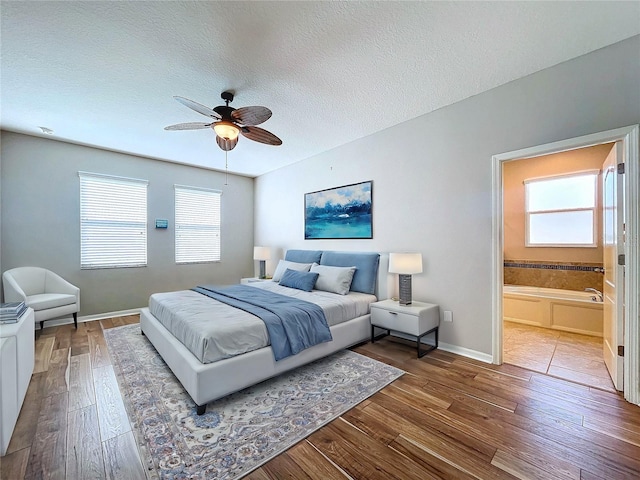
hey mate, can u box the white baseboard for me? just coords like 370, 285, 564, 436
437, 341, 493, 364
36, 308, 142, 330
79, 308, 142, 323
380, 330, 492, 364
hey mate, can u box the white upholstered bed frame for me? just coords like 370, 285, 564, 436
140, 253, 389, 414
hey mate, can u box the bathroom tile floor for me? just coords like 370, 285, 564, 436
503, 321, 615, 392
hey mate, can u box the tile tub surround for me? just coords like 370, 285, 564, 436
504, 260, 604, 292
503, 321, 614, 392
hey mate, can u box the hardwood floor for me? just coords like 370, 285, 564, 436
2, 317, 639, 479
1, 316, 145, 480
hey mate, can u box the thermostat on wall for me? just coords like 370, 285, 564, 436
155, 219, 168, 229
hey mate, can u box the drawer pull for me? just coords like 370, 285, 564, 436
389, 311, 398, 315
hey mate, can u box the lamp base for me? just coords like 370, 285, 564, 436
398, 274, 412, 305
259, 261, 266, 279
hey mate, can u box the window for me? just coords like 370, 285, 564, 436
79, 172, 148, 269
525, 171, 598, 247
175, 185, 221, 264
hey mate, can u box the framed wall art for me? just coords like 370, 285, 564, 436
304, 181, 373, 239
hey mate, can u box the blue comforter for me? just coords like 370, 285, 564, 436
193, 285, 332, 361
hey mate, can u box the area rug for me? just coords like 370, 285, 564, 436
104, 324, 404, 479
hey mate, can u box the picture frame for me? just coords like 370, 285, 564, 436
304, 181, 373, 239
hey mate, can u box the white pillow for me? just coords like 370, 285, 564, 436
310, 263, 357, 295
272, 260, 312, 282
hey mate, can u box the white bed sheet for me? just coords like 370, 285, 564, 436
148, 282, 376, 364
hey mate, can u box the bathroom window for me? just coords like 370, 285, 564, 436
525, 171, 598, 247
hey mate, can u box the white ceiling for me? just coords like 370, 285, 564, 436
1, 1, 639, 177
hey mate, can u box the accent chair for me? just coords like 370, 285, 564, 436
2, 267, 80, 330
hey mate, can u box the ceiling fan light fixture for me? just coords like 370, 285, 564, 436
213, 121, 240, 140
167, 93, 281, 149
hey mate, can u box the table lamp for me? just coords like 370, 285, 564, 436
389, 252, 423, 305
253, 246, 271, 279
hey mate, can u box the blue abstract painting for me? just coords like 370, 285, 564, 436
305, 181, 373, 239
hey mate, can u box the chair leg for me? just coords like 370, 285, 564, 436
73, 312, 78, 329
40, 320, 44, 330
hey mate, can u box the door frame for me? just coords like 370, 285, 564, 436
491, 125, 639, 405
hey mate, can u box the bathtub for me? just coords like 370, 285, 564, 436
503, 285, 603, 337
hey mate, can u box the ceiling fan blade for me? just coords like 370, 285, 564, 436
174, 96, 221, 120
240, 126, 282, 146
164, 122, 212, 131
216, 135, 238, 151
232, 106, 272, 126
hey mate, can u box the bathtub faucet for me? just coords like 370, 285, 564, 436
585, 288, 603, 302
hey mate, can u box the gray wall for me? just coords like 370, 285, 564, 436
1, 133, 255, 315
254, 35, 640, 356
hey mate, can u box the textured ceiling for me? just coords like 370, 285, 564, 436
1, 1, 639, 177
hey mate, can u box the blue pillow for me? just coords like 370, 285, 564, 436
320, 251, 380, 294
285, 249, 323, 264
279, 269, 319, 292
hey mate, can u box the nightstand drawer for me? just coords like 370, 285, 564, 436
370, 302, 439, 337
371, 309, 421, 335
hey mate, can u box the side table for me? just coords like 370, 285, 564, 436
0, 307, 35, 455
370, 299, 440, 358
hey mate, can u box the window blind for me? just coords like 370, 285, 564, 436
79, 172, 148, 269
175, 185, 221, 264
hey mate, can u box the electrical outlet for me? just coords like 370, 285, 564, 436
444, 311, 453, 322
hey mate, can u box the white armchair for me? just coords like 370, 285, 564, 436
2, 267, 80, 330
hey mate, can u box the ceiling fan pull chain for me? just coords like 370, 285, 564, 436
224, 150, 228, 186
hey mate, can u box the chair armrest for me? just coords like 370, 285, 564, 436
44, 271, 80, 303
2, 273, 27, 303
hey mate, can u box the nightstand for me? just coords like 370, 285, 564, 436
240, 277, 272, 285
370, 299, 439, 358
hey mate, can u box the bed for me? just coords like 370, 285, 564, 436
140, 250, 388, 414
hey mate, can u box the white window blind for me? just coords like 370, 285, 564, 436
79, 172, 148, 269
175, 185, 221, 264
525, 171, 598, 247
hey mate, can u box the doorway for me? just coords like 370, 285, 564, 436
501, 144, 614, 390
491, 125, 640, 405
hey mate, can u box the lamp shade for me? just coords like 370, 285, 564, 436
253, 246, 271, 261
213, 121, 240, 140
388, 253, 423, 274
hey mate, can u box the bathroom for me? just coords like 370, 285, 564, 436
502, 143, 615, 391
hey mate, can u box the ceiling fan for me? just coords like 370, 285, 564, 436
164, 91, 282, 151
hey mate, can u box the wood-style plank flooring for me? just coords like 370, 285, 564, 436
2, 316, 640, 479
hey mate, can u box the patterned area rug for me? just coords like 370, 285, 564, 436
104, 324, 404, 479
